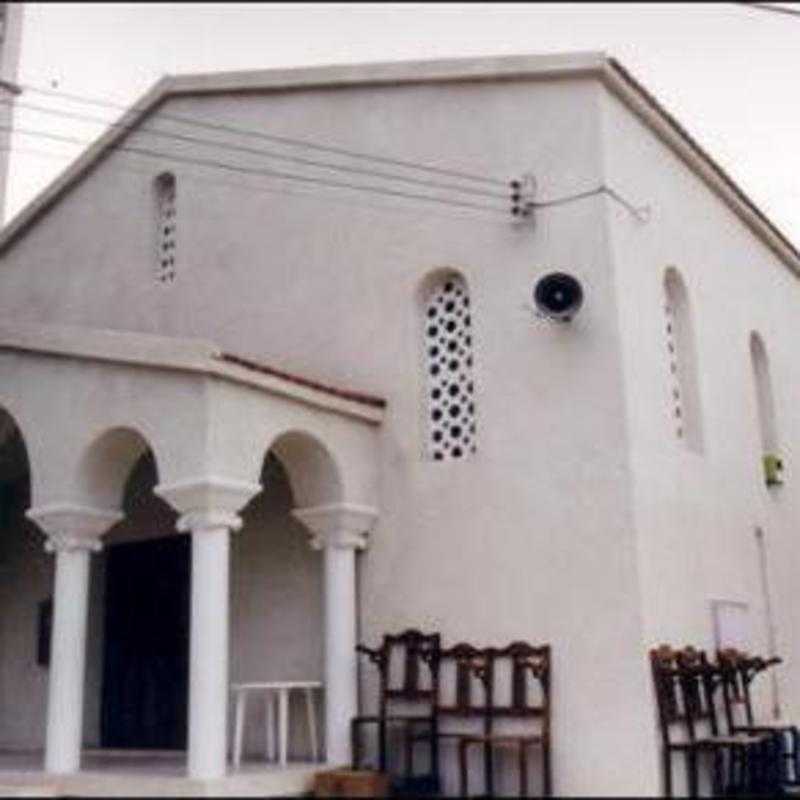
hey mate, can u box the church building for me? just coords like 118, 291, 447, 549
0, 51, 794, 796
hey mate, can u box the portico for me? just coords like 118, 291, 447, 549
0, 321, 383, 791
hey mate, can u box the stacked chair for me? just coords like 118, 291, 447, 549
717, 648, 799, 787
650, 644, 786, 797
351, 629, 442, 795
352, 630, 551, 797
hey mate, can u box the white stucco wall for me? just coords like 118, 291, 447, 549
0, 72, 666, 794
602, 84, 798, 788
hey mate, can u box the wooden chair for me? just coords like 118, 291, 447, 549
650, 644, 769, 797
456, 642, 551, 798
429, 641, 551, 797
717, 647, 798, 786
351, 629, 441, 790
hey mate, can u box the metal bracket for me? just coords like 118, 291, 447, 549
510, 173, 537, 223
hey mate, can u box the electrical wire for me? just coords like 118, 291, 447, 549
3, 131, 650, 226
19, 81, 507, 188
0, 144, 510, 229
1, 98, 508, 201
0, 123, 510, 216
531, 185, 650, 221
9, 82, 650, 222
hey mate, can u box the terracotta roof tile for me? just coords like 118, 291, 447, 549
219, 352, 387, 409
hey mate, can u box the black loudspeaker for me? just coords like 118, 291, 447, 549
533, 272, 584, 322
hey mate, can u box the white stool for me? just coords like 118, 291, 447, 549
231, 681, 323, 768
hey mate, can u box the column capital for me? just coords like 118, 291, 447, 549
27, 504, 123, 553
292, 502, 378, 551
154, 476, 261, 534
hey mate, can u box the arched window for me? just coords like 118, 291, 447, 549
663, 268, 703, 451
750, 333, 781, 486
154, 172, 176, 284
750, 333, 778, 453
422, 273, 476, 461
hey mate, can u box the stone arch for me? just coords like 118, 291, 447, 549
415, 265, 470, 306
76, 426, 158, 511
0, 406, 47, 753
0, 405, 30, 490
266, 430, 344, 508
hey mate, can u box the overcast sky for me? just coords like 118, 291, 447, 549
6, 2, 800, 244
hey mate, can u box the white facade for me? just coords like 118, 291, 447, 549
0, 52, 795, 796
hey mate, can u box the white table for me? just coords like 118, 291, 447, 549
231, 681, 322, 768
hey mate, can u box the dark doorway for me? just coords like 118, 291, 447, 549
100, 535, 190, 749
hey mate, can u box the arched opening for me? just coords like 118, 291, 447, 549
0, 409, 45, 756
750, 333, 780, 485
418, 268, 477, 462
663, 267, 703, 452
154, 171, 176, 284
79, 431, 188, 754
229, 432, 341, 766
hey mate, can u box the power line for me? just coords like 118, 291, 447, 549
0, 143, 510, 229
3, 128, 649, 223
1, 123, 509, 216
531, 185, 650, 221
19, 80, 507, 188
9, 81, 650, 222
1, 97, 507, 201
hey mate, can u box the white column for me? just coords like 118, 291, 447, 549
292, 503, 378, 767
155, 478, 260, 780
27, 505, 122, 775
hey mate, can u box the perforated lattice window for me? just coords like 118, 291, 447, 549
155, 173, 176, 284
424, 276, 477, 461
663, 268, 703, 451
663, 300, 683, 439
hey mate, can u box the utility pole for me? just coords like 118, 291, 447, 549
0, 3, 23, 225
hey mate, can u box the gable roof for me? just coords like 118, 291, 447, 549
0, 51, 798, 274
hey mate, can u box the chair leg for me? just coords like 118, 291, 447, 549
404, 721, 414, 779
710, 749, 722, 797
543, 741, 552, 798
484, 740, 494, 796
459, 739, 470, 797
431, 719, 440, 789
378, 718, 387, 772
686, 748, 699, 799
350, 721, 359, 771
663, 749, 673, 799
518, 743, 528, 798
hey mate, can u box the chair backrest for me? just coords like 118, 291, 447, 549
717, 647, 782, 728
357, 629, 441, 716
503, 641, 550, 721
717, 647, 751, 729
433, 640, 550, 734
435, 642, 495, 719
383, 629, 441, 702
650, 644, 719, 745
